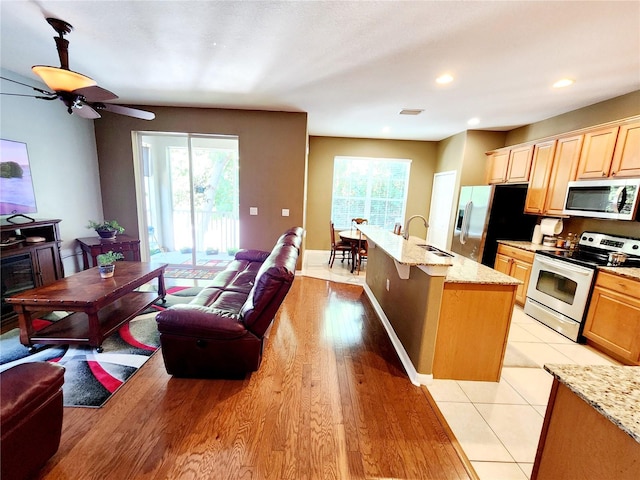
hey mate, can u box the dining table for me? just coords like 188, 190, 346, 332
338, 229, 368, 273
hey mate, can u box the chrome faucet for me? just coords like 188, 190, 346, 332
403, 215, 429, 240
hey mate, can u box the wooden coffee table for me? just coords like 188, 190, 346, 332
6, 262, 167, 352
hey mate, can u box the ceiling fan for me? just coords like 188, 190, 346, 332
1, 17, 155, 120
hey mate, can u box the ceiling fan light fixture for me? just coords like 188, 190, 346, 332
32, 66, 96, 92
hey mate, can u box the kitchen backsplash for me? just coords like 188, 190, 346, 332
560, 217, 640, 239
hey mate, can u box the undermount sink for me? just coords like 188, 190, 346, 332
415, 244, 454, 258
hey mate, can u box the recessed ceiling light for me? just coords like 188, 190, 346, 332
399, 109, 424, 115
436, 74, 454, 85
467, 117, 480, 126
553, 78, 574, 88
382, 126, 391, 133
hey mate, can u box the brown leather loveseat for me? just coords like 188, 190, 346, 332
1, 362, 65, 480
156, 227, 303, 378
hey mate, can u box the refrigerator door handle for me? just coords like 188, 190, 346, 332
460, 201, 473, 244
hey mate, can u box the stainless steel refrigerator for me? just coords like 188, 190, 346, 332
451, 184, 537, 266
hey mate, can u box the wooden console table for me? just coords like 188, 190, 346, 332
6, 262, 167, 352
77, 235, 141, 269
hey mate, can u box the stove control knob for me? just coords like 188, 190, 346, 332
633, 245, 639, 250
582, 235, 587, 241
588, 237, 594, 242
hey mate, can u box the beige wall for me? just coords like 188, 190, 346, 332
306, 136, 437, 250
506, 90, 640, 145
503, 89, 640, 239
461, 130, 507, 186
93, 106, 308, 252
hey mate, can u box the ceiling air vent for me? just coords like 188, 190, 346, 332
399, 109, 424, 115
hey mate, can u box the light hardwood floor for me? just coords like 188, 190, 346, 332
38, 276, 476, 480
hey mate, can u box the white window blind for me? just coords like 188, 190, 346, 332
331, 156, 411, 230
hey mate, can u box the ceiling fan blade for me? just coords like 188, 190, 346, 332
0, 75, 55, 96
74, 102, 101, 119
97, 103, 155, 120
73, 85, 118, 102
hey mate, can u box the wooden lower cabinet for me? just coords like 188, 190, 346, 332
583, 271, 640, 365
532, 380, 640, 480
494, 244, 534, 306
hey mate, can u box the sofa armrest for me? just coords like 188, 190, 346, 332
0, 362, 65, 432
235, 249, 271, 263
156, 305, 248, 339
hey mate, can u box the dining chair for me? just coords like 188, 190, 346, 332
355, 236, 368, 274
351, 217, 368, 226
329, 221, 352, 268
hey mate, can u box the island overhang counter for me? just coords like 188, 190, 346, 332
358, 225, 521, 385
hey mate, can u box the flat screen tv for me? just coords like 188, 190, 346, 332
0, 139, 38, 216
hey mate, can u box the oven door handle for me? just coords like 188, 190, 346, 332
535, 256, 592, 276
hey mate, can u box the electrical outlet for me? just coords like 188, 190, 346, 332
250, 207, 258, 216
282, 209, 289, 217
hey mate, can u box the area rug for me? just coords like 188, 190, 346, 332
165, 267, 225, 279
182, 259, 232, 268
0, 286, 202, 408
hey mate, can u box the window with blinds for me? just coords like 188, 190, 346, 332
331, 156, 411, 230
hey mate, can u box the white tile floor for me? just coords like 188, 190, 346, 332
301, 250, 621, 480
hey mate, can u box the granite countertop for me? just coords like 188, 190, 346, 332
498, 241, 640, 282
445, 252, 522, 285
357, 226, 520, 285
544, 364, 640, 443
357, 225, 454, 267
598, 266, 640, 282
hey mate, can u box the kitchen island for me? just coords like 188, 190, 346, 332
358, 225, 521, 385
532, 365, 640, 480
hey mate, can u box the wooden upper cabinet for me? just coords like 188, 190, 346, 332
610, 121, 640, 178
486, 145, 533, 184
506, 145, 533, 183
525, 140, 557, 214
486, 150, 510, 184
576, 126, 619, 179
544, 134, 584, 216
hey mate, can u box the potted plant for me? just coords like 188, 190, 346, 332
96, 251, 124, 278
87, 220, 125, 239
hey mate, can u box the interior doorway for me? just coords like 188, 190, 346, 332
427, 170, 457, 250
134, 132, 239, 269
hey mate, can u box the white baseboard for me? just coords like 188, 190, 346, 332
362, 283, 433, 387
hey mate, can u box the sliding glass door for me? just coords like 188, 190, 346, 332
135, 132, 239, 268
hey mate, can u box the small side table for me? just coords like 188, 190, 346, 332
77, 235, 141, 270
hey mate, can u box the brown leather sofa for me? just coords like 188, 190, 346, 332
156, 227, 303, 378
1, 362, 65, 480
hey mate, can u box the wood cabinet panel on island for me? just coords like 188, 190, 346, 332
532, 366, 640, 480
583, 271, 640, 365
494, 244, 534, 306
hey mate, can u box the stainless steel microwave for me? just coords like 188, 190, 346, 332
563, 178, 640, 220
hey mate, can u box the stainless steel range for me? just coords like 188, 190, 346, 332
524, 232, 640, 342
